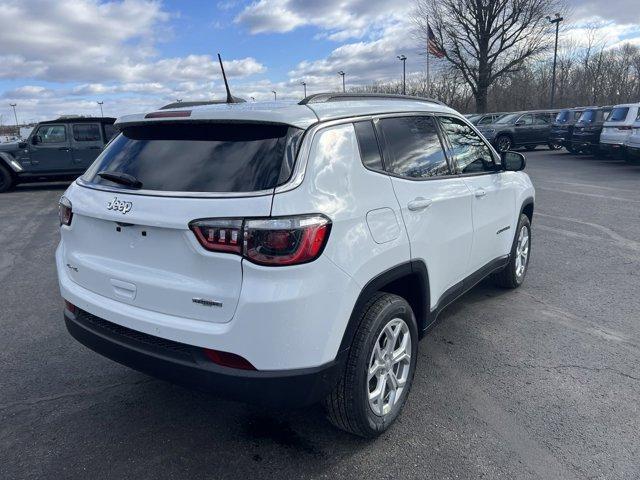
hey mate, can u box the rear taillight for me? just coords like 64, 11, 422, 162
190, 219, 242, 254
189, 214, 331, 266
58, 196, 73, 226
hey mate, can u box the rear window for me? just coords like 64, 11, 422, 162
579, 110, 597, 123
555, 110, 572, 123
83, 123, 303, 193
608, 107, 630, 122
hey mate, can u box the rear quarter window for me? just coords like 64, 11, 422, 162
83, 122, 303, 193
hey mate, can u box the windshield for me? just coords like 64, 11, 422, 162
608, 107, 630, 122
495, 113, 520, 124
578, 110, 597, 123
83, 122, 303, 193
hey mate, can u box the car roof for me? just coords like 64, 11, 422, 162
40, 116, 116, 124
115, 94, 459, 130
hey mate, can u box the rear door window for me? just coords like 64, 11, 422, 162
609, 107, 630, 122
377, 116, 450, 179
534, 115, 549, 125
83, 122, 303, 193
73, 123, 102, 142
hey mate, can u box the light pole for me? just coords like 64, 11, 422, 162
338, 71, 345, 92
97, 101, 104, 118
547, 13, 563, 108
9, 103, 18, 128
397, 55, 407, 95
301, 81, 307, 98
272, 90, 277, 101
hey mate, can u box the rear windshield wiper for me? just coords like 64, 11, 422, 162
97, 171, 143, 189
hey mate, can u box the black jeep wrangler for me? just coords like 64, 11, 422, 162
0, 116, 116, 192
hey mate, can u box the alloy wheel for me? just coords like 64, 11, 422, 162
497, 136, 511, 152
515, 225, 530, 278
367, 318, 412, 417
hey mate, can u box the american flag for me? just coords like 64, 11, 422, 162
427, 24, 445, 58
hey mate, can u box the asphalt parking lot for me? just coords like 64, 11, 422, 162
1, 150, 639, 479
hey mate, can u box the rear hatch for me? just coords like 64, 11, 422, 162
602, 106, 635, 142
61, 121, 303, 323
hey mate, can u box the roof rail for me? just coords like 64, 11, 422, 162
299, 92, 445, 106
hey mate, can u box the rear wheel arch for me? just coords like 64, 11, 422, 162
338, 261, 430, 354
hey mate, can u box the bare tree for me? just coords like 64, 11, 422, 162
413, 0, 564, 112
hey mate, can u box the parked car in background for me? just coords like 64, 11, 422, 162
549, 107, 587, 152
476, 110, 559, 152
0, 116, 117, 192
568, 106, 612, 154
600, 103, 640, 155
623, 113, 640, 163
468, 112, 507, 126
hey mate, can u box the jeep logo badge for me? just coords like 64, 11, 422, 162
107, 197, 133, 214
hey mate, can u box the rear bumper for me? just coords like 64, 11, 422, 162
65, 308, 345, 408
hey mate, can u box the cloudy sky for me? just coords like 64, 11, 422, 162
0, 0, 639, 123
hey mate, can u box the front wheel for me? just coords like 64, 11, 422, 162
493, 214, 531, 289
325, 293, 418, 437
0, 163, 15, 193
495, 135, 512, 153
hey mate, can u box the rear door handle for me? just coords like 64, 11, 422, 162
474, 189, 487, 198
407, 197, 433, 211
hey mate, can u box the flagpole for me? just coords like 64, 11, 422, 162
426, 15, 430, 95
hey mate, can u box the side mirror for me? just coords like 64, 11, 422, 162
32, 135, 42, 145
502, 151, 526, 171
515, 120, 525, 127
18, 141, 27, 149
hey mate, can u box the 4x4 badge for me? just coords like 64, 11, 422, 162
107, 197, 132, 214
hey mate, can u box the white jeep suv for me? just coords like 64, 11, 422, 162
56, 93, 534, 437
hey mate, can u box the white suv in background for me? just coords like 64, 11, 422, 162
600, 102, 640, 154
56, 94, 535, 437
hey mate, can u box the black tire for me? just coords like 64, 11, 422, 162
493, 213, 531, 289
324, 292, 418, 438
495, 134, 512, 153
0, 163, 15, 193
525, 145, 536, 151
547, 143, 562, 150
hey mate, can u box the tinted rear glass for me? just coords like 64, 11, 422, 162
378, 116, 450, 179
579, 110, 597, 123
83, 123, 302, 193
555, 110, 572, 123
608, 107, 630, 122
